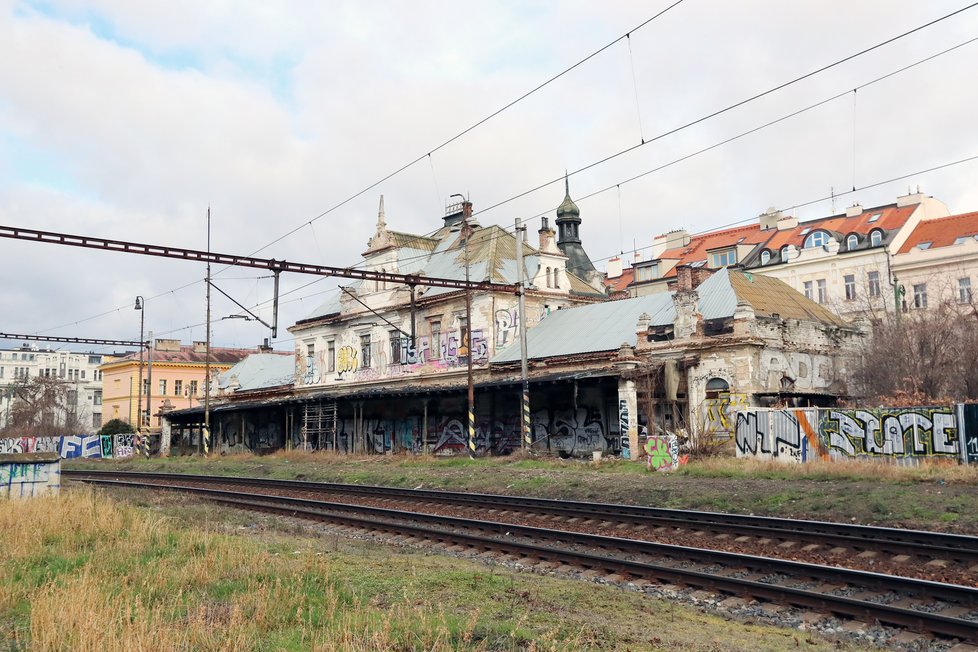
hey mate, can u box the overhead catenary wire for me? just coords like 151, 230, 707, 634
21, 15, 978, 342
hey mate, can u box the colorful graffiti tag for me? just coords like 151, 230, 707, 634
644, 435, 687, 472
736, 406, 976, 464
0, 435, 136, 459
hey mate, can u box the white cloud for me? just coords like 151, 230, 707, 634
1, 0, 977, 349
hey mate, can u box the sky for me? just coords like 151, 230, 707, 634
1, 0, 977, 355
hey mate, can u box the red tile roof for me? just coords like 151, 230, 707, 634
117, 346, 255, 365
603, 267, 635, 293
763, 204, 915, 251
897, 211, 978, 254
657, 224, 772, 278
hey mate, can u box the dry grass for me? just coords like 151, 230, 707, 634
0, 489, 869, 651
0, 490, 580, 651
681, 456, 978, 484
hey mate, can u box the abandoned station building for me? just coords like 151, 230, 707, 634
164, 189, 862, 457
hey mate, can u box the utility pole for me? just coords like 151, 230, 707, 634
204, 207, 212, 455
515, 218, 531, 450
135, 296, 145, 431
146, 330, 153, 441
462, 213, 476, 459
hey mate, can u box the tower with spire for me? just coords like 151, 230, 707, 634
554, 173, 597, 282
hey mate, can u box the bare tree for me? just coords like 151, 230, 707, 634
0, 376, 87, 437
851, 295, 978, 404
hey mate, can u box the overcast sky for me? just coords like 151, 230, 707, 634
1, 0, 977, 354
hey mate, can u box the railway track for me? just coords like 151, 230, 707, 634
66, 470, 978, 644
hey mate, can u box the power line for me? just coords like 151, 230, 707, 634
244, 0, 687, 258
588, 153, 978, 266
467, 3, 978, 220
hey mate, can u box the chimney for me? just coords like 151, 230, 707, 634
633, 250, 643, 264
845, 203, 863, 218
443, 198, 473, 227
192, 341, 208, 354
606, 256, 623, 279
651, 229, 690, 259
258, 338, 272, 353
759, 208, 782, 230
897, 188, 926, 207
675, 264, 714, 292
155, 338, 182, 352
776, 215, 798, 231
538, 217, 559, 254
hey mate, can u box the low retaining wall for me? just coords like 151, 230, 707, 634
1, 453, 61, 499
735, 404, 978, 464
0, 434, 141, 459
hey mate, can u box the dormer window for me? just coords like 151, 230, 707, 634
759, 250, 771, 265
870, 229, 883, 247
803, 231, 829, 249
711, 249, 736, 268
868, 212, 882, 223
780, 246, 790, 262
845, 234, 858, 250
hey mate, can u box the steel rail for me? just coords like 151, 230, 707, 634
74, 476, 978, 642
64, 469, 978, 560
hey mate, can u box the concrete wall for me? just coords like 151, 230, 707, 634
0, 434, 137, 459
735, 405, 978, 465
1, 454, 61, 499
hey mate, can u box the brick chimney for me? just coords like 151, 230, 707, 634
192, 341, 207, 354
538, 217, 559, 254
606, 256, 623, 279
675, 265, 714, 292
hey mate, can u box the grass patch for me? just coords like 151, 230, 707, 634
0, 489, 871, 651
67, 451, 978, 533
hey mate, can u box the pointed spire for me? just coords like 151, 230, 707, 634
377, 194, 386, 230
564, 170, 570, 198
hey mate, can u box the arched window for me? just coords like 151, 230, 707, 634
845, 234, 858, 251
780, 246, 790, 262
380, 268, 387, 290
545, 267, 552, 288
553, 268, 560, 289
870, 230, 883, 247
803, 231, 829, 249
705, 377, 730, 399
760, 250, 771, 265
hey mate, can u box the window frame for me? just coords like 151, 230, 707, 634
803, 231, 829, 249
912, 283, 928, 309
845, 234, 858, 250
868, 270, 881, 297
959, 278, 973, 304
869, 229, 883, 247
844, 274, 856, 301
360, 333, 372, 369
816, 278, 827, 304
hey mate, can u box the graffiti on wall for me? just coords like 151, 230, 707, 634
618, 399, 630, 459
703, 393, 749, 437
1, 460, 59, 498
0, 435, 140, 459
736, 407, 968, 464
644, 435, 686, 472
549, 407, 607, 455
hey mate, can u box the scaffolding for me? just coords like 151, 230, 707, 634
300, 400, 339, 451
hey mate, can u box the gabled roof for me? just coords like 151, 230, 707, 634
655, 224, 772, 278
113, 346, 253, 365
604, 268, 635, 294
896, 211, 978, 254
492, 268, 848, 363
218, 353, 295, 392
491, 294, 674, 363
762, 203, 915, 252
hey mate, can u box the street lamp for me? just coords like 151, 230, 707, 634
134, 296, 145, 432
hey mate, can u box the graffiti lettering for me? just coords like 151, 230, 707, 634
737, 407, 962, 464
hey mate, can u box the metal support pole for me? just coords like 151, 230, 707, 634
463, 218, 476, 459
135, 296, 144, 431
515, 218, 531, 449
271, 270, 280, 339
146, 331, 153, 439
204, 207, 212, 455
